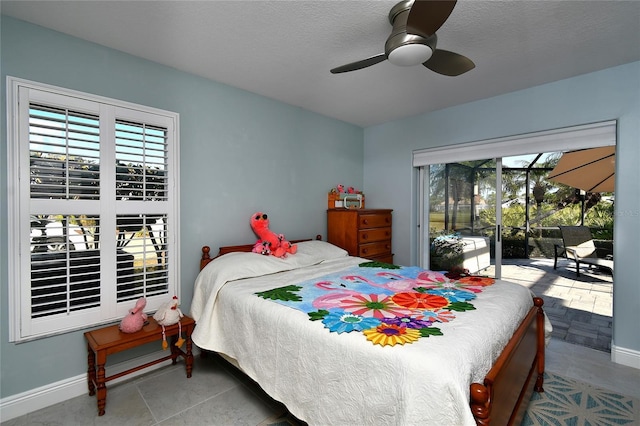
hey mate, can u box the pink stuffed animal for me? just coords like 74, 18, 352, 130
119, 297, 147, 333
252, 240, 271, 255
250, 212, 297, 258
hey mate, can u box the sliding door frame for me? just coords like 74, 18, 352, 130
413, 120, 616, 275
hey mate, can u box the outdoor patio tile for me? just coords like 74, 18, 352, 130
565, 333, 598, 348
593, 295, 612, 303
592, 305, 612, 316
590, 284, 613, 294
568, 300, 595, 311
493, 259, 612, 352
574, 298, 598, 307
543, 307, 568, 318
596, 337, 612, 351
545, 290, 570, 299
549, 321, 569, 331
569, 321, 598, 338
549, 280, 575, 289
568, 329, 598, 340
572, 281, 595, 290
597, 326, 612, 337
565, 309, 592, 321
590, 316, 612, 328
551, 329, 568, 339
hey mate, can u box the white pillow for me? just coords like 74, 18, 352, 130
289, 240, 348, 263
203, 240, 347, 280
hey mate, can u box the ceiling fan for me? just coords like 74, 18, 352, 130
330, 0, 474, 76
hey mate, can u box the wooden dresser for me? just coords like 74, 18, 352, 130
327, 209, 393, 263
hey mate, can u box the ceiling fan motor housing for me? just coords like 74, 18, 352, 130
386, 0, 437, 66
329, 0, 473, 76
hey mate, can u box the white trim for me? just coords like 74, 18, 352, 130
417, 167, 427, 268
412, 120, 617, 166
7, 76, 178, 117
5, 76, 181, 341
6, 76, 22, 340
0, 348, 200, 422
495, 158, 503, 279
611, 344, 640, 370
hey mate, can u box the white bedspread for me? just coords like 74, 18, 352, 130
191, 245, 544, 425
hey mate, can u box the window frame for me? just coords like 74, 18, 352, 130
6, 77, 181, 342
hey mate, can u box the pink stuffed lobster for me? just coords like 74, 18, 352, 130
119, 297, 147, 333
250, 212, 297, 258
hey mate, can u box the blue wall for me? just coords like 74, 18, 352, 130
2, 12, 639, 404
0, 16, 363, 397
363, 61, 640, 359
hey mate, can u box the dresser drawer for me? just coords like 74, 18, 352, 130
359, 227, 391, 244
370, 254, 394, 264
358, 213, 392, 229
358, 241, 392, 258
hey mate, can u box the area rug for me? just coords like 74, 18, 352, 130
262, 372, 638, 426
522, 371, 639, 425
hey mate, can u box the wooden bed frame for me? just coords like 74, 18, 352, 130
199, 238, 545, 426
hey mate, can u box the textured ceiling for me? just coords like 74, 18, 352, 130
2, 0, 640, 127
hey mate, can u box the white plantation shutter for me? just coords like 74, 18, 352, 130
115, 120, 168, 201
114, 118, 171, 304
30, 215, 102, 318
28, 104, 103, 318
29, 104, 101, 200
116, 214, 169, 302
7, 78, 179, 341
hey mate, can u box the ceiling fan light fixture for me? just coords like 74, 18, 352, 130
387, 43, 433, 66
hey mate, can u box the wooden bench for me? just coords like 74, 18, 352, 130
84, 315, 195, 416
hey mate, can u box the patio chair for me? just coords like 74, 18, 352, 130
554, 226, 613, 277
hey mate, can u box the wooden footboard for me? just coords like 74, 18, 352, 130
470, 297, 545, 425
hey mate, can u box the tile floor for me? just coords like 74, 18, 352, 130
3, 259, 635, 426
3, 339, 639, 426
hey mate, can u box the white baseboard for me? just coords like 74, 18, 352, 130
611, 343, 640, 369
0, 348, 199, 422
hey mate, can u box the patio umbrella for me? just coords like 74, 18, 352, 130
547, 146, 615, 192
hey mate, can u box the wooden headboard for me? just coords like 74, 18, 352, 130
200, 234, 322, 271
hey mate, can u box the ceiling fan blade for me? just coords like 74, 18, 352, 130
423, 49, 475, 76
330, 54, 387, 74
406, 0, 457, 38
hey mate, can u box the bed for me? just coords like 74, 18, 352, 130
191, 238, 549, 425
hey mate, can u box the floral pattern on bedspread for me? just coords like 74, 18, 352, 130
256, 262, 494, 347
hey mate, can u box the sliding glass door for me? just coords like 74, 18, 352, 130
414, 121, 617, 280
421, 159, 502, 277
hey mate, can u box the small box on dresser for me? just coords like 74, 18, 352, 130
327, 209, 393, 263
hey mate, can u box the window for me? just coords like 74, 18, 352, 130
7, 78, 180, 341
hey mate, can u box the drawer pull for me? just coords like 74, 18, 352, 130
362, 219, 368, 225
362, 233, 368, 240
362, 248, 368, 254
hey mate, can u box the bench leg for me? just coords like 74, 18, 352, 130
87, 344, 96, 397
170, 335, 180, 365
186, 333, 193, 378
96, 352, 107, 416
